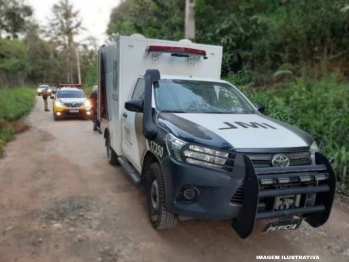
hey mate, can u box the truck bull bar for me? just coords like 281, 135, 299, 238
232, 152, 336, 238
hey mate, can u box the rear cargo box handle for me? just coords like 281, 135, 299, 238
122, 112, 127, 118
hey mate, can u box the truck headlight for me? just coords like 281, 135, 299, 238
166, 133, 229, 168
310, 141, 319, 165
55, 100, 64, 107
166, 133, 186, 161
184, 145, 229, 168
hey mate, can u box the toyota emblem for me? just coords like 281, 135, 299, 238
271, 154, 290, 167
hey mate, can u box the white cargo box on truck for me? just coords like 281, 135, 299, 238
98, 35, 223, 156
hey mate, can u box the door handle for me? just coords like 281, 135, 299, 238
122, 112, 127, 118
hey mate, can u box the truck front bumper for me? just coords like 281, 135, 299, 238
161, 152, 336, 238
54, 108, 92, 118
161, 156, 243, 220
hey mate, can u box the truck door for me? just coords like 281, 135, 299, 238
121, 77, 145, 172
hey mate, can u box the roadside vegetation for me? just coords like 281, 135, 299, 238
83, 63, 98, 95
0, 88, 36, 156
0, 0, 95, 156
0, 0, 96, 88
230, 75, 349, 189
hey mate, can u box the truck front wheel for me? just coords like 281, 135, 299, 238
146, 162, 178, 229
106, 134, 119, 165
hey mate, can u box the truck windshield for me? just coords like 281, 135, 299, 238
57, 91, 85, 98
154, 79, 255, 114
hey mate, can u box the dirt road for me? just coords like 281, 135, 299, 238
0, 97, 349, 262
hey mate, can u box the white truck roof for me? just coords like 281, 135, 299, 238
99, 35, 224, 155
160, 74, 229, 83
99, 34, 224, 115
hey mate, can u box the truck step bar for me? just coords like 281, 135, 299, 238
231, 152, 336, 239
117, 157, 142, 185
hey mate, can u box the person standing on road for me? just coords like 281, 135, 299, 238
42, 87, 50, 112
89, 85, 101, 133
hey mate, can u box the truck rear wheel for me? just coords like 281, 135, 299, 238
106, 134, 119, 165
146, 162, 178, 229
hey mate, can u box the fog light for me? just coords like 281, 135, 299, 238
260, 178, 275, 185
278, 177, 290, 184
86, 111, 91, 115
315, 174, 328, 181
183, 187, 199, 200
56, 112, 61, 116
299, 176, 312, 182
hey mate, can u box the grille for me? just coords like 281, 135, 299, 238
247, 151, 311, 168
223, 153, 235, 172
260, 180, 316, 191
232, 181, 316, 206
231, 185, 244, 205
63, 110, 84, 117
64, 102, 83, 108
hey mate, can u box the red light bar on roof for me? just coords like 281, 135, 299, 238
58, 84, 82, 88
147, 45, 207, 59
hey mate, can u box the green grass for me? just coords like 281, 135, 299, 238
227, 75, 349, 188
83, 86, 93, 96
0, 88, 36, 122
0, 87, 36, 156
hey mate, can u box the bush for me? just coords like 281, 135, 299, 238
227, 76, 349, 187
83, 63, 97, 95
0, 88, 36, 123
226, 68, 254, 86
0, 87, 35, 156
280, 77, 349, 185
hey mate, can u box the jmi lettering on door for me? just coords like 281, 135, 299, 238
219, 122, 277, 130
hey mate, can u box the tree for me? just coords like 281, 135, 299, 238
0, 38, 28, 85
107, 0, 135, 36
0, 0, 32, 39
24, 22, 64, 84
107, 0, 185, 40
46, 0, 84, 83
107, 0, 349, 80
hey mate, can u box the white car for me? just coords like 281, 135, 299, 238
37, 85, 51, 96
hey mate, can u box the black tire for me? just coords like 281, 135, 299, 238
146, 162, 178, 230
106, 133, 119, 165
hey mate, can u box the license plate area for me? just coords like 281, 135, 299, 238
274, 194, 301, 210
70, 110, 79, 113
263, 218, 302, 232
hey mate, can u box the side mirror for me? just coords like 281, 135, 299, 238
125, 99, 144, 113
254, 103, 265, 114
50, 96, 54, 99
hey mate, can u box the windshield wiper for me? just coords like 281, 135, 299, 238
201, 111, 236, 114
161, 110, 187, 113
